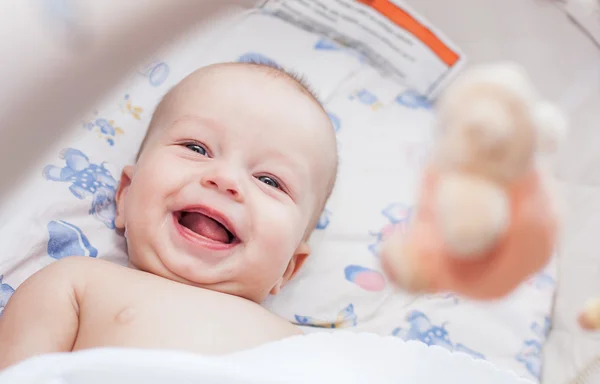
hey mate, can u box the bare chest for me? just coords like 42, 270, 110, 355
72, 275, 297, 355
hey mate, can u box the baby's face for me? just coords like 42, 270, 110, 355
115, 65, 336, 302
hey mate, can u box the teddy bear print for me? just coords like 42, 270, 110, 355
43, 148, 118, 229
392, 310, 485, 360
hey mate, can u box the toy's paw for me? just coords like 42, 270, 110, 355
578, 297, 600, 330
436, 173, 509, 258
380, 232, 428, 293
533, 101, 568, 154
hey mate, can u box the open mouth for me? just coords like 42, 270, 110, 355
175, 210, 237, 245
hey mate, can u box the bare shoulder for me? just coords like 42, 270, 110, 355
47, 255, 117, 270
23, 257, 123, 294
23, 257, 89, 286
0, 257, 116, 367
36, 256, 115, 279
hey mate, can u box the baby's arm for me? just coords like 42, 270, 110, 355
0, 258, 84, 370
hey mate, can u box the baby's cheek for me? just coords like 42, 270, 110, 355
142, 157, 179, 187
259, 209, 303, 253
263, 219, 299, 253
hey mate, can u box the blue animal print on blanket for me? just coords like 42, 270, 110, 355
395, 90, 432, 110
369, 203, 412, 256
0, 276, 15, 317
314, 38, 340, 51
516, 316, 551, 380
137, 60, 170, 87
47, 220, 98, 259
327, 112, 341, 132
43, 148, 117, 229
531, 316, 551, 339
294, 304, 357, 329
82, 115, 124, 146
315, 209, 331, 230
526, 271, 556, 292
392, 310, 485, 360
517, 340, 543, 379
422, 292, 461, 305
314, 38, 367, 63
349, 89, 383, 110
237, 52, 281, 68
120, 94, 144, 121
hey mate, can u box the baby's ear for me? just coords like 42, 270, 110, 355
270, 242, 310, 295
115, 165, 135, 231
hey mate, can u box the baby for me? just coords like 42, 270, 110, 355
0, 62, 338, 369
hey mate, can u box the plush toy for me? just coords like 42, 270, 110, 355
579, 298, 600, 330
381, 62, 567, 300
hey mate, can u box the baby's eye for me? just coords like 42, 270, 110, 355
185, 143, 208, 156
257, 175, 280, 189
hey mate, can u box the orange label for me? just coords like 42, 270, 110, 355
357, 0, 460, 67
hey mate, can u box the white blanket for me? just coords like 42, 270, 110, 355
0, 332, 534, 384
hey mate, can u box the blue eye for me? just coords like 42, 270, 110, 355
257, 175, 280, 189
185, 143, 208, 156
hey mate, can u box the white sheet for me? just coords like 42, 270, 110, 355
0, 332, 534, 384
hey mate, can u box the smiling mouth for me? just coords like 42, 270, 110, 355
175, 211, 237, 245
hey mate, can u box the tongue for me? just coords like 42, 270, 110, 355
180, 212, 230, 243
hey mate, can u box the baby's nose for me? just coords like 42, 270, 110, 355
201, 170, 243, 201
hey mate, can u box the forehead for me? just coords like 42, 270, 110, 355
173, 65, 321, 121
